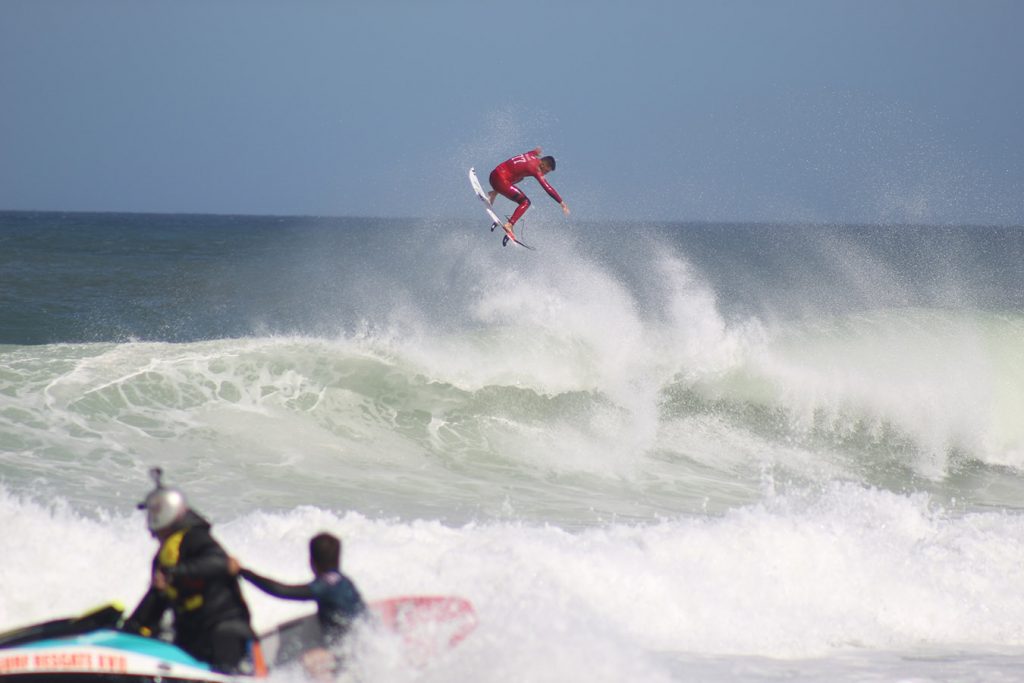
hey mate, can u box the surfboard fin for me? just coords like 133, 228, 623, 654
502, 235, 510, 247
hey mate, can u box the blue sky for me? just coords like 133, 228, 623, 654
1, 0, 1022, 224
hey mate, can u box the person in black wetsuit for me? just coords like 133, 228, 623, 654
230, 532, 366, 645
125, 468, 256, 674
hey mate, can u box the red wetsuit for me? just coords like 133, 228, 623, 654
488, 149, 563, 227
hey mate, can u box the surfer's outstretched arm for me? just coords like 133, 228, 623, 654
239, 568, 316, 601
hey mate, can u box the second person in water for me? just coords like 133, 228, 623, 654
229, 532, 366, 645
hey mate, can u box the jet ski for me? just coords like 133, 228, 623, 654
0, 602, 235, 683
0, 597, 476, 682
0, 603, 241, 682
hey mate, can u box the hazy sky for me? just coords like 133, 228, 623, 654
2, 0, 1022, 224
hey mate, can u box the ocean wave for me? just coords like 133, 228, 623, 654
4, 482, 1024, 665
2, 304, 1022, 519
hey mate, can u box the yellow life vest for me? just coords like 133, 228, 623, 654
156, 529, 204, 611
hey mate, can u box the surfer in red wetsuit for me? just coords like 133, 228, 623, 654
487, 148, 569, 243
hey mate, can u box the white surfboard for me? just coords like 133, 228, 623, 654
468, 167, 534, 250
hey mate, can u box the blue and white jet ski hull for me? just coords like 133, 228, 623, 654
0, 629, 237, 683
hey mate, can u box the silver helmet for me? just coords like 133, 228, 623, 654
137, 467, 188, 533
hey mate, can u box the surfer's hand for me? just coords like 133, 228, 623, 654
152, 568, 169, 591
561, 202, 570, 216
227, 556, 241, 576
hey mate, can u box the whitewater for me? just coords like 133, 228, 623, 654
2, 212, 1024, 682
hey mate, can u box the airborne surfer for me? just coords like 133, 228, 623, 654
486, 147, 570, 245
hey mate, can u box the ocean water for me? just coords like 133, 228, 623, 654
2, 210, 1024, 682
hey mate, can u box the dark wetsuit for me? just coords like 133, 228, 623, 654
127, 511, 254, 673
488, 149, 563, 227
240, 568, 366, 643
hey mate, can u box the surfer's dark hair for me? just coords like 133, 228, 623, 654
541, 155, 556, 171
310, 532, 341, 571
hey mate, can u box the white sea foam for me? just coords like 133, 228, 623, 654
5, 483, 1024, 682
4, 212, 1024, 681
2, 298, 1023, 524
